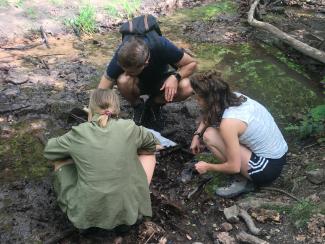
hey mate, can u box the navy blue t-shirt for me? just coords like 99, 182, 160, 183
105, 36, 184, 84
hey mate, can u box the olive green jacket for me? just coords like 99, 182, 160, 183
44, 116, 159, 229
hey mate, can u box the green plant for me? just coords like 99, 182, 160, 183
285, 104, 325, 141
66, 4, 97, 34
0, 0, 9, 7
264, 200, 318, 228
105, 0, 141, 19
15, 0, 24, 8
26, 7, 37, 19
48, 0, 63, 5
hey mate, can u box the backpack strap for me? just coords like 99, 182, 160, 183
144, 14, 149, 31
128, 20, 133, 33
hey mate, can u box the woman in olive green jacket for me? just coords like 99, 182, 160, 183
44, 89, 160, 232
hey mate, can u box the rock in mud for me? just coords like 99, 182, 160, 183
213, 231, 236, 244
306, 168, 325, 184
223, 205, 239, 223
220, 222, 233, 232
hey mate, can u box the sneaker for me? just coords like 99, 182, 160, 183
215, 177, 255, 198
132, 98, 149, 125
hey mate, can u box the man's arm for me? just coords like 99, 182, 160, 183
175, 52, 197, 78
161, 52, 197, 102
98, 75, 114, 89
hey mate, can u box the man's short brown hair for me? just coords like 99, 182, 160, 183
117, 36, 150, 69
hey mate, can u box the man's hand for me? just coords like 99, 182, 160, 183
160, 75, 178, 102
195, 161, 210, 174
190, 136, 202, 154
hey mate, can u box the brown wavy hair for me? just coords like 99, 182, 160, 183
190, 72, 246, 125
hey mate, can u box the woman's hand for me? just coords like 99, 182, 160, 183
195, 161, 210, 174
190, 135, 201, 154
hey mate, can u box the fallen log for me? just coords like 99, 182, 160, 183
248, 0, 325, 64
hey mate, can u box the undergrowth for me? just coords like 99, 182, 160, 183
65, 4, 96, 34
105, 0, 141, 19
285, 104, 325, 143
264, 200, 321, 228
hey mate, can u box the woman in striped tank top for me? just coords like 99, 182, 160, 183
189, 72, 288, 198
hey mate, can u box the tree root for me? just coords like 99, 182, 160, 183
259, 186, 302, 202
237, 231, 269, 244
239, 209, 261, 235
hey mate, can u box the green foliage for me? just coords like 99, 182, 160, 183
195, 153, 222, 164
105, 0, 141, 19
48, 0, 63, 5
15, 0, 24, 8
26, 7, 37, 19
66, 4, 97, 34
285, 104, 325, 141
0, 0, 9, 7
179, 0, 236, 21
0, 127, 50, 181
264, 200, 318, 228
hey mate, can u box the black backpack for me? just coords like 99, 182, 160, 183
119, 14, 162, 48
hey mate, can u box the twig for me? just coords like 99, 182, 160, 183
70, 113, 87, 123
302, 142, 319, 150
259, 186, 302, 202
187, 176, 213, 200
144, 231, 156, 244
1, 43, 42, 51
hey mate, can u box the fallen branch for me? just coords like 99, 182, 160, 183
259, 186, 302, 202
144, 231, 156, 244
239, 209, 261, 235
248, 0, 325, 64
1, 43, 42, 51
236, 231, 269, 244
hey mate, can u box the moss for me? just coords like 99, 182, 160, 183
194, 153, 228, 195
205, 172, 229, 196
178, 0, 236, 21
263, 200, 320, 228
0, 122, 50, 182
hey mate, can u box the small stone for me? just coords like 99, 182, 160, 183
295, 234, 306, 242
215, 232, 236, 244
307, 193, 320, 203
223, 205, 239, 223
306, 169, 325, 184
220, 222, 233, 232
319, 191, 325, 201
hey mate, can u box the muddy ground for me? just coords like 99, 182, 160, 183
0, 0, 324, 243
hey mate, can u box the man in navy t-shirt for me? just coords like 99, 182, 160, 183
98, 36, 197, 129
